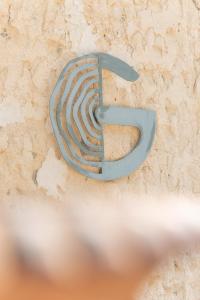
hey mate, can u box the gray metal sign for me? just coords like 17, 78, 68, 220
50, 53, 156, 181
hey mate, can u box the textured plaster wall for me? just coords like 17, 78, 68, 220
0, 0, 200, 299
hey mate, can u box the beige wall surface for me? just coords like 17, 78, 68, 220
0, 0, 200, 299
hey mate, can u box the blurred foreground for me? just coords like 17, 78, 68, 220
0, 195, 200, 300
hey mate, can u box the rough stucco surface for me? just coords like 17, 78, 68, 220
0, 0, 200, 299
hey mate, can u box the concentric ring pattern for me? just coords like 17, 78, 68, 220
50, 54, 104, 178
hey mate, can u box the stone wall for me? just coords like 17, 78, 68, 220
0, 0, 200, 299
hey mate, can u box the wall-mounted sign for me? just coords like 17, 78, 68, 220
50, 53, 156, 181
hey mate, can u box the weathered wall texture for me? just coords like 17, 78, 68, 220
0, 0, 200, 299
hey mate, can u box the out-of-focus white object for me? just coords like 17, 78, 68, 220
0, 194, 200, 300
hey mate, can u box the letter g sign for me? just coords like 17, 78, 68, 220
50, 53, 156, 181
